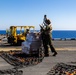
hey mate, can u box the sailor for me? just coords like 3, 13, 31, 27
40, 15, 57, 56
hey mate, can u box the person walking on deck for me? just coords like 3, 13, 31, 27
40, 15, 57, 57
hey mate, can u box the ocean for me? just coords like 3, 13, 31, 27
0, 30, 76, 39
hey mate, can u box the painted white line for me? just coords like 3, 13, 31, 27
56, 47, 76, 51
0, 47, 76, 51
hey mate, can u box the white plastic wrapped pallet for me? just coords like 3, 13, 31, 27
22, 33, 40, 54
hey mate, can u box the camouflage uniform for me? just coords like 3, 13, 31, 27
41, 19, 57, 56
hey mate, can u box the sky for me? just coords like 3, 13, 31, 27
0, 0, 76, 30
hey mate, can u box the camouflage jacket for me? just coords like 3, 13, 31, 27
45, 24, 52, 34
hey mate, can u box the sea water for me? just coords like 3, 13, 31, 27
0, 30, 76, 39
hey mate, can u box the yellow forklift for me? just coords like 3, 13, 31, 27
6, 26, 35, 45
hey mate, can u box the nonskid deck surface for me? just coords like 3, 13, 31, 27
0, 40, 76, 75
0, 51, 76, 75
0, 50, 44, 68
